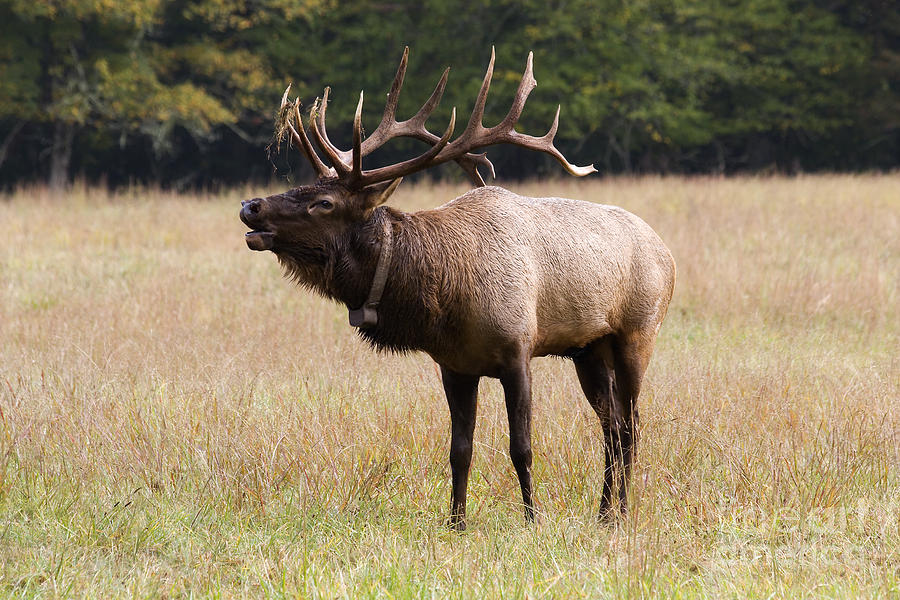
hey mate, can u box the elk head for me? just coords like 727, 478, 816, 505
240, 47, 595, 253
240, 179, 401, 253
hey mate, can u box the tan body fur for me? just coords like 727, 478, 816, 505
382, 187, 675, 376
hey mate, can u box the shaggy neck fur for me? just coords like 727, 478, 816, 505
274, 206, 455, 354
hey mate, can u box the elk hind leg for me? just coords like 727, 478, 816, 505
572, 336, 620, 519
606, 332, 655, 518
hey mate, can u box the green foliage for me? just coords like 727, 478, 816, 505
0, 0, 895, 186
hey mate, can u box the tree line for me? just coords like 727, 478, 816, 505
0, 0, 897, 189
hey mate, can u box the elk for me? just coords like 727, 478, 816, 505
240, 48, 675, 529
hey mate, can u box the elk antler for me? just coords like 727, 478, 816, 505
279, 86, 335, 179
284, 47, 595, 188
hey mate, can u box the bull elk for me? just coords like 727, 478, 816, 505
240, 48, 675, 529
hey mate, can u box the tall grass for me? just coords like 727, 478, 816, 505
1, 175, 898, 597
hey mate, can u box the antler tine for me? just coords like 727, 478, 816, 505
461, 46, 495, 139
279, 86, 335, 178
358, 108, 457, 187
291, 102, 336, 178
382, 46, 409, 123
310, 88, 352, 176
280, 84, 291, 111
317, 88, 341, 156
360, 47, 409, 156
496, 51, 537, 130
542, 106, 598, 176
449, 152, 492, 187
352, 91, 364, 181
505, 105, 597, 176
406, 67, 450, 130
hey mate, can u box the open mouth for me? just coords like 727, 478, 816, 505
245, 230, 275, 251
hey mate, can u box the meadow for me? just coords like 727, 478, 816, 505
1, 175, 898, 598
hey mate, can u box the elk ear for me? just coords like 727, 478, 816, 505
361, 178, 403, 210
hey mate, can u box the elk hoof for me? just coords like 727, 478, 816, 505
598, 503, 626, 524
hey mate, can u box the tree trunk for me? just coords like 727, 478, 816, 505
713, 140, 726, 175
0, 121, 25, 171
49, 121, 75, 189
608, 122, 633, 173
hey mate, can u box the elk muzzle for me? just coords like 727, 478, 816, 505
241, 199, 275, 251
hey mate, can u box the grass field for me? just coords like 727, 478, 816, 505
1, 175, 898, 598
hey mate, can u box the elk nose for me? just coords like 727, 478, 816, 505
240, 198, 262, 221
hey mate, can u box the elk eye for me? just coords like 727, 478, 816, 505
308, 198, 335, 214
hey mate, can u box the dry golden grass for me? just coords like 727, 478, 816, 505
1, 175, 898, 597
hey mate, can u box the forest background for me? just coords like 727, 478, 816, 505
0, 0, 897, 189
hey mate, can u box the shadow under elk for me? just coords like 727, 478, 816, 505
240, 48, 675, 529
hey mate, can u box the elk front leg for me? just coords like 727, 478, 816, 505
500, 362, 535, 522
440, 365, 480, 531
